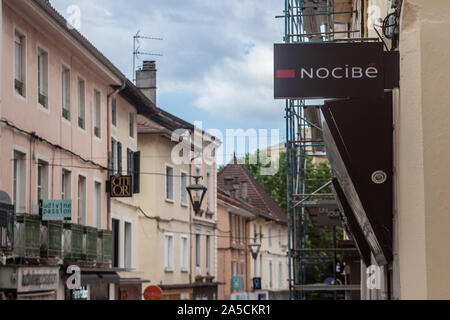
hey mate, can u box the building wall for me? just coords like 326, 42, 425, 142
248, 217, 289, 294
110, 95, 140, 271
396, 0, 450, 300
190, 157, 217, 284
0, 1, 112, 229
136, 133, 191, 290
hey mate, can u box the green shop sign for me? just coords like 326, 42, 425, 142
40, 200, 72, 221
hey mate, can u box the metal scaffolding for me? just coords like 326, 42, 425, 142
279, 0, 361, 300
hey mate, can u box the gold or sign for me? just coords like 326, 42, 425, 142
110, 176, 133, 198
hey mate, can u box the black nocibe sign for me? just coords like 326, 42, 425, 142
274, 42, 384, 99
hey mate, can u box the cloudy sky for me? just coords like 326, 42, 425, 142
52, 0, 286, 163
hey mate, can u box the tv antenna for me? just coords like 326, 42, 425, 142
133, 30, 163, 83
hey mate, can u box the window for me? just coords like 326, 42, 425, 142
111, 96, 117, 127
279, 261, 283, 288
269, 260, 273, 289
253, 255, 257, 276
164, 234, 174, 270
181, 235, 188, 271
232, 260, 237, 277
231, 215, 236, 244
195, 233, 201, 271
236, 216, 240, 244
94, 181, 102, 228
14, 30, 26, 97
181, 172, 188, 205
61, 169, 71, 200
112, 219, 120, 268
165, 165, 174, 201
37, 48, 48, 108
259, 225, 263, 243
206, 234, 211, 274
206, 170, 211, 210
37, 159, 49, 202
94, 90, 101, 138
62, 65, 71, 120
127, 148, 134, 177
124, 222, 132, 269
77, 176, 86, 225
78, 78, 85, 129
268, 226, 272, 248
253, 224, 257, 243
111, 138, 118, 174
110, 139, 122, 175
239, 217, 244, 244
259, 254, 263, 278
129, 112, 135, 138
13, 150, 27, 213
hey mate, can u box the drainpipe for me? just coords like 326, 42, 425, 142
106, 80, 126, 231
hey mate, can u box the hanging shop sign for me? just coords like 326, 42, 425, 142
40, 200, 72, 221
304, 200, 342, 227
109, 176, 133, 198
274, 42, 385, 99
252, 277, 262, 291
232, 276, 243, 291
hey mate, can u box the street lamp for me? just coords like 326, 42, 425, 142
248, 243, 261, 260
186, 176, 207, 214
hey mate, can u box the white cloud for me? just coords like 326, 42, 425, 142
192, 43, 280, 121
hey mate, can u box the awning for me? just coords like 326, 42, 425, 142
98, 273, 120, 284
81, 273, 100, 286
321, 94, 393, 265
332, 178, 371, 266
80, 272, 119, 286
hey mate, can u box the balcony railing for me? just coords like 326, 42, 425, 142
10, 213, 111, 267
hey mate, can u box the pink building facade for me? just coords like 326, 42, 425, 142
0, 0, 122, 229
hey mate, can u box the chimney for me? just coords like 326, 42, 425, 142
136, 61, 157, 105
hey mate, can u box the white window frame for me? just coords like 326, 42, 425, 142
269, 259, 273, 289
37, 43, 49, 111
180, 170, 188, 207
12, 146, 29, 214
35, 154, 50, 204
61, 63, 72, 124
205, 232, 211, 275
129, 110, 135, 140
77, 173, 87, 225
13, 25, 27, 101
279, 261, 283, 289
195, 231, 202, 274
111, 136, 118, 175
164, 233, 174, 271
206, 168, 212, 211
61, 167, 72, 201
180, 235, 189, 272
77, 75, 86, 132
268, 225, 272, 248
93, 88, 102, 140
165, 164, 174, 202
93, 179, 102, 229
124, 219, 133, 269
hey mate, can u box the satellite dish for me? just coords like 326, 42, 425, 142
0, 191, 12, 205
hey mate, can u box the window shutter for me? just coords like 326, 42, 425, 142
133, 151, 141, 194
117, 142, 122, 175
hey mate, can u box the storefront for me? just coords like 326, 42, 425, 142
63, 269, 119, 300
0, 265, 59, 300
117, 278, 149, 300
